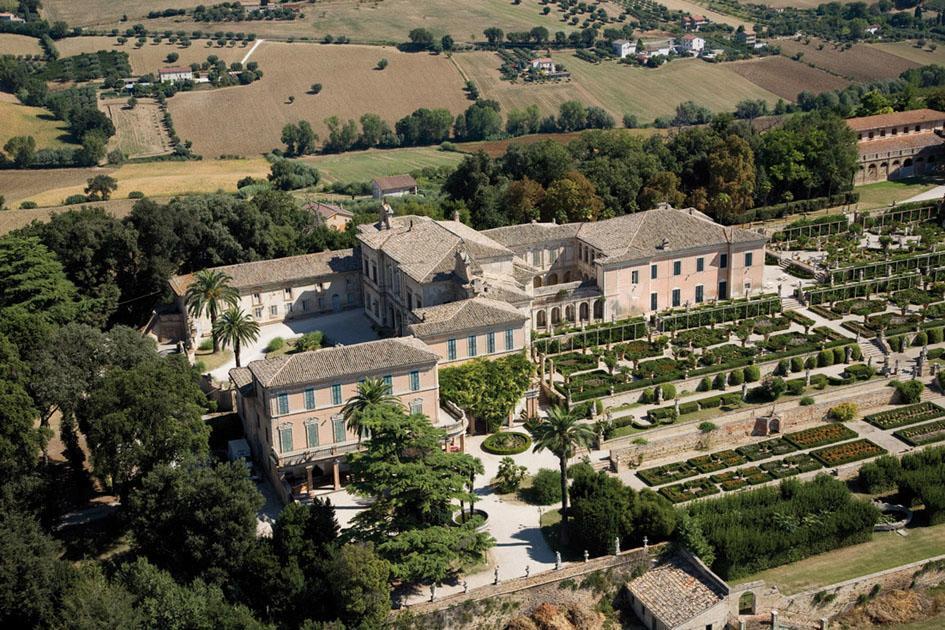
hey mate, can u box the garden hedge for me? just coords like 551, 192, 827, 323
481, 431, 532, 455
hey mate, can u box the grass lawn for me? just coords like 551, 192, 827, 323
855, 177, 943, 209
730, 521, 945, 595
194, 349, 233, 372
305, 146, 465, 183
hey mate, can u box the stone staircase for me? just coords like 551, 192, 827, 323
781, 295, 803, 311
860, 337, 888, 363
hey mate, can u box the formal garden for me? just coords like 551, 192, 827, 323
894, 419, 945, 447
863, 402, 945, 430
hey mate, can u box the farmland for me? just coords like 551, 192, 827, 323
167, 42, 469, 157
54, 36, 248, 76
655, 0, 750, 28
869, 41, 945, 67
728, 56, 850, 101
0, 94, 76, 150
456, 51, 780, 123
0, 146, 462, 209
777, 38, 918, 82
0, 197, 140, 235
103, 98, 172, 158
0, 33, 43, 56
43, 0, 616, 44
459, 128, 662, 157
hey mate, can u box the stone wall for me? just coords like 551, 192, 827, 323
607, 380, 897, 470
396, 546, 655, 629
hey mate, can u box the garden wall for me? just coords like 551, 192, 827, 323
607, 381, 897, 470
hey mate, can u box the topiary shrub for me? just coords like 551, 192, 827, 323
913, 331, 929, 347
712, 372, 726, 390
265, 336, 285, 353
786, 379, 805, 396
660, 383, 676, 400
892, 380, 924, 404
800, 396, 815, 406
744, 365, 760, 382
928, 328, 944, 344
791, 356, 804, 373
776, 359, 790, 376
728, 369, 744, 386
805, 355, 817, 370
832, 346, 845, 364
526, 468, 563, 505
698, 376, 712, 392
482, 431, 532, 455
850, 344, 863, 361
818, 350, 834, 367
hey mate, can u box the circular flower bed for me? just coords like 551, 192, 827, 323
481, 431, 532, 455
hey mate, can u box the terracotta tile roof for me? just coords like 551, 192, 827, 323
847, 108, 945, 132
304, 201, 353, 220
159, 67, 193, 74
482, 222, 582, 248
372, 175, 417, 191
168, 249, 359, 296
576, 206, 764, 263
245, 337, 439, 388
407, 297, 527, 338
627, 554, 727, 628
857, 132, 945, 156
357, 216, 512, 283
229, 366, 255, 397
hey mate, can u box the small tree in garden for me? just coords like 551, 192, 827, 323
828, 402, 857, 422
712, 372, 726, 390
760, 376, 786, 401
495, 456, 527, 493
892, 380, 924, 404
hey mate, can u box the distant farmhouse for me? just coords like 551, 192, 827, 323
677, 33, 706, 54
304, 201, 353, 231
681, 14, 709, 30
371, 174, 418, 199
849, 108, 945, 184
612, 39, 636, 59
0, 11, 25, 22
158, 66, 194, 82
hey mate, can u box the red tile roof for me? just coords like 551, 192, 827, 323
159, 67, 193, 74
372, 174, 417, 191
847, 108, 945, 132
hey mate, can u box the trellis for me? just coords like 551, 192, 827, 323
656, 294, 781, 332
804, 273, 922, 306
868, 203, 938, 227
773, 216, 849, 243
532, 317, 647, 354
828, 250, 945, 284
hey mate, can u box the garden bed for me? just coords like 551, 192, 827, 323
637, 461, 697, 487
549, 352, 599, 376
689, 450, 747, 474
481, 431, 532, 455
659, 478, 720, 504
811, 439, 886, 467
736, 438, 798, 462
863, 402, 945, 430
893, 419, 945, 446
759, 453, 823, 478
785, 424, 858, 449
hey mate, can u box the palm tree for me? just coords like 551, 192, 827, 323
212, 307, 259, 368
342, 377, 402, 439
185, 269, 239, 353
526, 405, 595, 530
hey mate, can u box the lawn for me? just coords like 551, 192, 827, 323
194, 349, 233, 372
730, 521, 945, 594
854, 177, 942, 209
0, 33, 43, 56
308, 146, 464, 183
869, 41, 945, 68
0, 95, 76, 150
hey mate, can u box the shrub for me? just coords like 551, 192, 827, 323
197, 338, 213, 352
776, 359, 790, 376
698, 376, 712, 392
786, 379, 805, 396
265, 336, 285, 353
712, 372, 727, 390
294, 331, 324, 352
482, 431, 531, 455
928, 327, 944, 344
832, 346, 845, 364
800, 396, 815, 406
728, 369, 744, 386
791, 356, 804, 373
850, 345, 862, 361
744, 365, 760, 382
527, 468, 563, 505
805, 355, 817, 370
721, 393, 743, 406
376, 58, 388, 70
699, 421, 717, 433
844, 364, 874, 381
64, 194, 89, 205
857, 455, 901, 493
818, 350, 834, 367
828, 402, 858, 422
913, 331, 929, 347
19, 200, 37, 209
759, 376, 786, 401
679, 401, 699, 415
660, 383, 676, 400
699, 395, 722, 409
893, 380, 924, 404
496, 456, 527, 493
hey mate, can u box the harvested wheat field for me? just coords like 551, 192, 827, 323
53, 0, 615, 44
168, 42, 469, 157
778, 38, 917, 82
654, 0, 750, 29
103, 98, 172, 158
0, 93, 76, 150
0, 166, 110, 208
0, 198, 141, 235
729, 56, 850, 101
869, 41, 945, 67
0, 33, 43, 56
458, 51, 781, 123
54, 36, 248, 76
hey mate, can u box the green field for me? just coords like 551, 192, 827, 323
731, 522, 945, 595
855, 177, 942, 209
0, 97, 76, 151
305, 146, 465, 183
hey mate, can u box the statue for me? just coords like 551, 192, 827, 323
643, 536, 649, 552
614, 536, 621, 556
463, 580, 469, 594
583, 549, 589, 563
555, 551, 561, 570
525, 565, 530, 578
494, 566, 500, 585
805, 368, 811, 386
430, 584, 436, 602
655, 385, 663, 404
